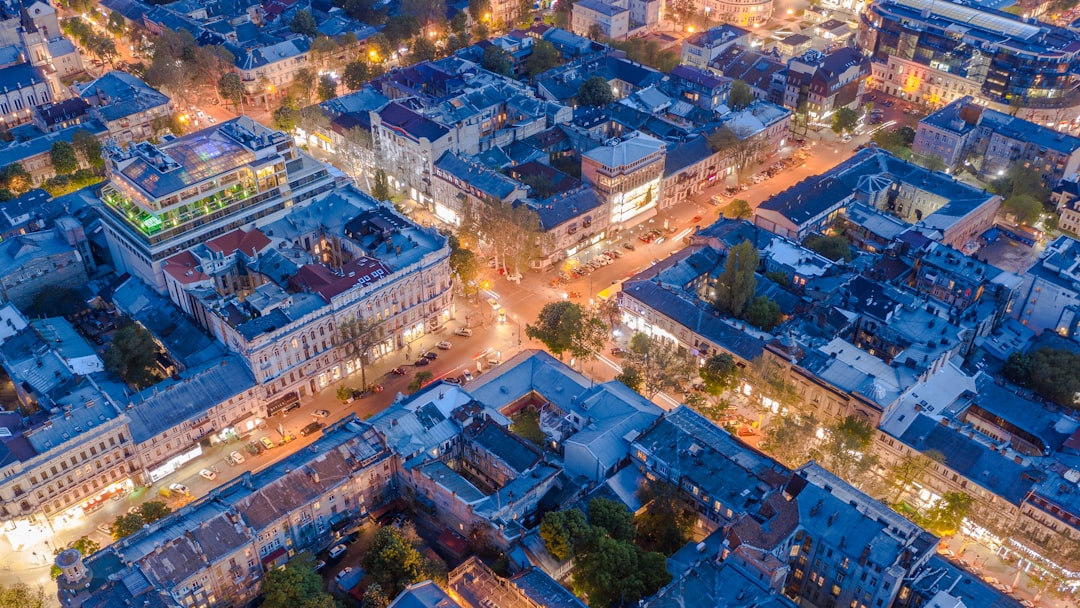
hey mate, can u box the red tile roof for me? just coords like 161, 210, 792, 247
163, 250, 210, 285
288, 257, 393, 303
205, 227, 272, 257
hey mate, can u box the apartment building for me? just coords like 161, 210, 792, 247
581, 131, 666, 230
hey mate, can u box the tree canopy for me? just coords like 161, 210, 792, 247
50, 141, 78, 175
803, 233, 853, 262
72, 129, 103, 169
816, 415, 877, 484
0, 583, 49, 608
871, 126, 915, 159
526, 301, 586, 359
262, 554, 336, 608
524, 39, 560, 77
700, 353, 738, 395
1004, 347, 1080, 409
362, 526, 440, 598
724, 198, 752, 219
290, 9, 318, 37
343, 60, 370, 89
576, 76, 613, 107
635, 480, 694, 555
317, 74, 338, 102
217, 72, 245, 109
104, 322, 161, 389
917, 491, 973, 537
728, 80, 755, 111
831, 107, 860, 134
714, 240, 759, 317
625, 332, 694, 397
481, 45, 513, 76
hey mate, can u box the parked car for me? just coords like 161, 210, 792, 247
390, 367, 407, 375
423, 351, 438, 360
314, 560, 326, 572
300, 421, 323, 436
414, 357, 430, 366
169, 483, 189, 494
199, 469, 216, 480
444, 376, 461, 384
230, 450, 246, 464
454, 327, 473, 337
260, 436, 275, 450
328, 544, 348, 560
97, 523, 112, 536
312, 409, 330, 418
487, 298, 500, 310
611, 347, 628, 356
437, 341, 452, 350
463, 370, 474, 382
623, 242, 636, 251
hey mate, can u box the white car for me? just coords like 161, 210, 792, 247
335, 566, 353, 582
169, 483, 189, 494
230, 450, 245, 464
455, 327, 473, 337
437, 341, 452, 350
328, 544, 348, 560
199, 469, 216, 480
462, 370, 474, 382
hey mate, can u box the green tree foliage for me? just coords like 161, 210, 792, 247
707, 125, 761, 183
615, 364, 644, 393
217, 72, 245, 109
803, 233, 853, 262
1002, 193, 1044, 225
291, 67, 317, 104
272, 102, 299, 132
362, 526, 438, 597
714, 240, 758, 317
576, 76, 613, 107
524, 39, 560, 77
372, 168, 391, 200
50, 141, 78, 175
526, 301, 585, 358
918, 492, 973, 537
919, 153, 946, 173
42, 169, 104, 197
1003, 347, 1080, 409
728, 79, 755, 111
450, 10, 468, 33
104, 322, 161, 389
446, 234, 479, 297
469, 0, 492, 21
573, 535, 670, 607
871, 126, 915, 159
588, 497, 635, 542
317, 74, 338, 102
831, 107, 860, 134
744, 296, 782, 331
140, 500, 172, 523
362, 583, 390, 608
759, 413, 818, 468
384, 15, 421, 47
337, 316, 385, 390
142, 27, 235, 104
626, 332, 694, 397
343, 60, 370, 89
110, 512, 146, 539
0, 582, 49, 608
635, 480, 694, 555
724, 198, 752, 219
408, 370, 434, 392
0, 162, 31, 200
889, 450, 945, 503
107, 10, 126, 35
340, 0, 387, 24
262, 554, 336, 608
700, 353, 737, 395
481, 45, 513, 75
30, 286, 84, 318
607, 38, 678, 72
290, 9, 319, 37
410, 37, 437, 63
72, 129, 103, 169
539, 508, 592, 560
990, 165, 1050, 204
817, 415, 877, 483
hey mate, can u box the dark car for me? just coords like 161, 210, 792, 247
444, 376, 461, 384
300, 421, 323, 436
390, 367, 407, 375
423, 351, 438, 360
414, 357, 430, 366
245, 442, 261, 456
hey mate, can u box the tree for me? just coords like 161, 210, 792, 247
0, 583, 48, 608
889, 450, 945, 504
1002, 193, 1043, 225
362, 526, 437, 597
384, 15, 421, 47
760, 413, 818, 468
576, 76, 613, 107
469, 0, 492, 22
831, 107, 860, 134
700, 353, 737, 395
310, 35, 339, 69
290, 9, 319, 37
615, 364, 643, 393
262, 554, 336, 608
72, 129, 103, 169
588, 497, 634, 542
707, 125, 762, 183
803, 233, 853, 262
272, 103, 299, 132
473, 22, 490, 42
343, 60, 370, 89
0, 162, 31, 200
919, 491, 973, 537
728, 79, 755, 111
410, 37, 437, 63
990, 165, 1050, 204
724, 198, 752, 219
291, 68, 317, 104
524, 39, 559, 77
408, 370, 434, 392
626, 332, 694, 397
104, 322, 161, 389
539, 508, 592, 560
1003, 347, 1080, 409
317, 74, 338, 102
447, 234, 479, 297
140, 500, 172, 523
713, 240, 758, 317
573, 535, 670, 607
817, 415, 877, 483
217, 72, 245, 110
337, 316, 385, 391
450, 10, 468, 33
744, 296, 782, 331
526, 301, 583, 358
362, 583, 390, 608
919, 153, 946, 173
107, 9, 126, 35
30, 285, 84, 318
569, 309, 607, 367
871, 126, 916, 159
110, 512, 146, 539
50, 141, 78, 175
372, 168, 391, 200
481, 45, 513, 76
635, 480, 695, 555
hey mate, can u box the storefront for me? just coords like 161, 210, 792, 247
146, 445, 204, 483
77, 479, 135, 516
266, 391, 300, 416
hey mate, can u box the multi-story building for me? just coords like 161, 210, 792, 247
370, 101, 456, 210
783, 47, 870, 122
679, 24, 750, 69
233, 37, 311, 107
860, 0, 1080, 106
694, 0, 772, 28
0, 219, 93, 310
581, 131, 665, 230
528, 185, 609, 268
163, 185, 454, 403
68, 415, 394, 608
96, 117, 335, 293
0, 62, 51, 127
571, 0, 630, 40
76, 71, 173, 145
664, 65, 731, 112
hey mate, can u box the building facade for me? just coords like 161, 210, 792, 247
581, 131, 666, 231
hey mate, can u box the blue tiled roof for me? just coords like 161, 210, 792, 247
525, 185, 603, 231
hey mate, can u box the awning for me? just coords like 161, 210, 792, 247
261, 547, 287, 565
266, 392, 299, 416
